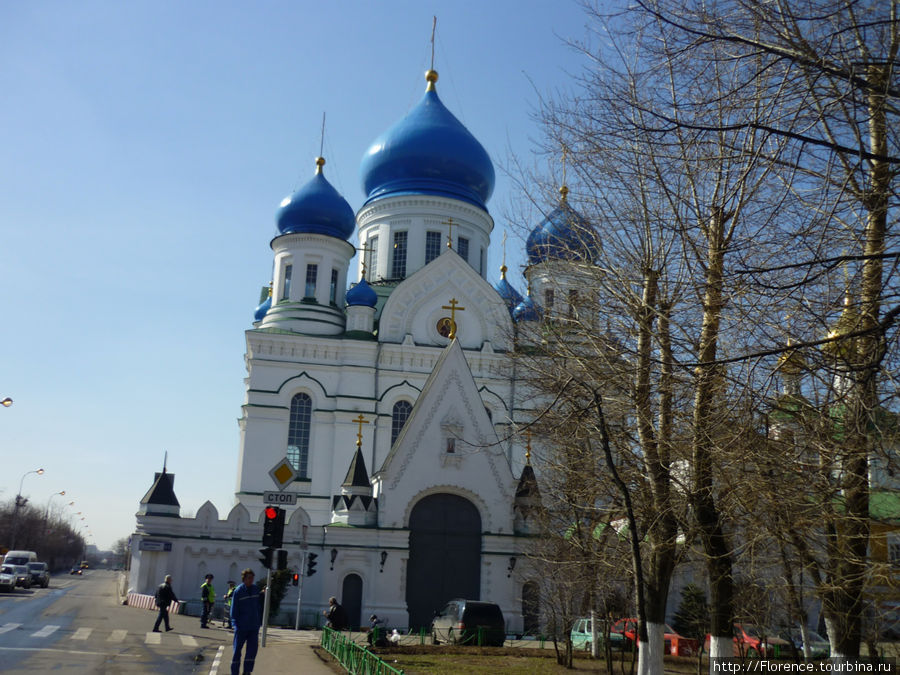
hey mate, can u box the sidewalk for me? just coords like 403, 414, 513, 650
251, 634, 337, 674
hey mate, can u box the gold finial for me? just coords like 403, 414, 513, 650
559, 185, 569, 201
441, 297, 466, 339
560, 145, 569, 199
315, 156, 325, 175
525, 428, 532, 465
425, 69, 439, 92
353, 414, 369, 448
500, 264, 508, 280
267, 281, 273, 298
443, 216, 455, 249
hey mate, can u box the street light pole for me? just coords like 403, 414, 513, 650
11, 468, 45, 549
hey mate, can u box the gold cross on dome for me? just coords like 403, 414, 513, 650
353, 414, 369, 448
440, 298, 466, 339
443, 217, 455, 249
357, 243, 374, 278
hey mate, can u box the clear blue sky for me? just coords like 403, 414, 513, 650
0, 0, 593, 549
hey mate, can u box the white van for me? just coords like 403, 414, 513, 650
3, 551, 38, 566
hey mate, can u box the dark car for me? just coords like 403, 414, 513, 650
27, 562, 50, 588
69, 567, 83, 575
430, 599, 505, 647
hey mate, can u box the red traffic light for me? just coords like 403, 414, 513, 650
264, 506, 278, 520
292, 573, 299, 586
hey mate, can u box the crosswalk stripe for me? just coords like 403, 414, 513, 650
31, 625, 60, 638
180, 634, 198, 647
71, 627, 92, 640
145, 631, 161, 645
108, 629, 127, 643
0, 623, 21, 634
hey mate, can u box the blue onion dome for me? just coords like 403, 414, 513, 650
254, 283, 273, 322
513, 289, 542, 322
276, 157, 355, 240
526, 186, 600, 265
346, 277, 378, 308
359, 70, 495, 210
494, 265, 523, 314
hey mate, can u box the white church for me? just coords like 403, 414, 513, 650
128, 66, 595, 633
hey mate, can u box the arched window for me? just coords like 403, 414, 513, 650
287, 393, 312, 478
391, 400, 413, 446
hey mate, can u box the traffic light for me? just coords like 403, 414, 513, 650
262, 506, 285, 548
259, 547, 273, 569
276, 549, 288, 571
292, 572, 299, 586
306, 552, 318, 577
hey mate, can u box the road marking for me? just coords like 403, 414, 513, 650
180, 634, 198, 647
108, 629, 127, 642
145, 631, 161, 644
0, 623, 21, 634
209, 644, 225, 675
71, 627, 93, 640
31, 625, 60, 638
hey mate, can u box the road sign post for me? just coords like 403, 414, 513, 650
261, 566, 273, 647
294, 551, 306, 631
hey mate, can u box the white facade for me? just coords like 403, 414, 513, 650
129, 79, 542, 631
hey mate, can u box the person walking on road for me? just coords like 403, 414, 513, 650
223, 580, 236, 629
200, 573, 215, 628
230, 568, 262, 675
153, 574, 178, 632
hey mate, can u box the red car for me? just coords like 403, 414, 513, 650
705, 624, 791, 657
612, 618, 700, 656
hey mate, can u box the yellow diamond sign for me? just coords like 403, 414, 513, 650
268, 458, 298, 491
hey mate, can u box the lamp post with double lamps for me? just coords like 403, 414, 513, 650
11, 468, 45, 548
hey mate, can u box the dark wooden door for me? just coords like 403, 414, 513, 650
406, 494, 481, 629
342, 573, 362, 630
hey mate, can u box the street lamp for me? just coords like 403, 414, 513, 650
11, 468, 45, 548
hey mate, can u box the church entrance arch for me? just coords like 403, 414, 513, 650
406, 493, 481, 629
342, 574, 363, 630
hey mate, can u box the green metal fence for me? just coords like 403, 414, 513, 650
321, 626, 405, 675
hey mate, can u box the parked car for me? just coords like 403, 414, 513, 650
430, 599, 506, 647
612, 618, 700, 656
12, 565, 32, 589
707, 624, 791, 657
0, 566, 17, 592
778, 628, 830, 659
27, 562, 50, 588
571, 617, 627, 652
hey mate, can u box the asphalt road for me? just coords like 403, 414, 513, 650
0, 569, 229, 674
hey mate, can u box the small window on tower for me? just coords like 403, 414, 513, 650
425, 231, 442, 264
366, 236, 379, 281
446, 438, 456, 454
392, 231, 407, 278
305, 264, 318, 299
545, 288, 554, 309
330, 269, 339, 305
282, 264, 292, 301
458, 237, 469, 263
568, 289, 579, 318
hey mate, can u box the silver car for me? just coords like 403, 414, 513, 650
0, 565, 16, 592
12, 565, 32, 589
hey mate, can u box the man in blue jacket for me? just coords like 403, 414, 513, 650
229, 568, 262, 675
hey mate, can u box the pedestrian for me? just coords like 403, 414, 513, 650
230, 568, 262, 675
152, 574, 178, 632
200, 573, 215, 628
223, 580, 236, 629
367, 614, 384, 646
323, 596, 346, 630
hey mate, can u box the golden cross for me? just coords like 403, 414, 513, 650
440, 298, 465, 339
443, 216, 455, 249
353, 414, 369, 448
357, 243, 374, 278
